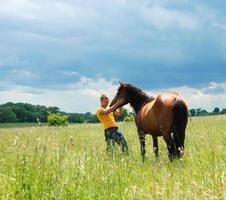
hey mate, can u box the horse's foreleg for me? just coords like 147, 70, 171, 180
152, 135, 159, 158
138, 131, 146, 162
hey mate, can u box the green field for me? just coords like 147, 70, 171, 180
0, 116, 225, 199
0, 123, 47, 129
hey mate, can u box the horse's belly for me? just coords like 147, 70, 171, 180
143, 124, 162, 136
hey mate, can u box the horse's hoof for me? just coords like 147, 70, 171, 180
142, 157, 145, 162
177, 147, 184, 158
168, 155, 174, 162
155, 156, 160, 162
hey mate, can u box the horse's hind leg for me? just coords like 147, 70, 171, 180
138, 130, 146, 162
163, 133, 175, 161
173, 99, 188, 158
173, 124, 186, 158
152, 135, 159, 158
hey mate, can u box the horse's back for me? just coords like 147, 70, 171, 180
157, 91, 183, 105
155, 91, 187, 126
136, 91, 187, 135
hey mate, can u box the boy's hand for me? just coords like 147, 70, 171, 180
114, 107, 123, 116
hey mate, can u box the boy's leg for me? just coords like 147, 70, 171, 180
105, 129, 114, 152
113, 128, 128, 152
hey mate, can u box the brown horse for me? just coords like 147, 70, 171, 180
110, 82, 188, 161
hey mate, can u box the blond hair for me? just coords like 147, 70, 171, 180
100, 94, 108, 102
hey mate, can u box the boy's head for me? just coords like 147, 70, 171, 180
100, 94, 109, 108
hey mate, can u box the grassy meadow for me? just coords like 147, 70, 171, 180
0, 116, 225, 199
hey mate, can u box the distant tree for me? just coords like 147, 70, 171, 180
37, 106, 48, 122
196, 108, 201, 115
189, 109, 196, 117
220, 108, 226, 114
212, 107, 220, 114
68, 113, 85, 123
48, 106, 60, 114
0, 107, 17, 123
197, 109, 209, 116
12, 106, 27, 122
86, 115, 99, 123
26, 111, 37, 122
84, 112, 92, 119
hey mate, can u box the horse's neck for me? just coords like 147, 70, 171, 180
130, 103, 142, 114
129, 93, 151, 114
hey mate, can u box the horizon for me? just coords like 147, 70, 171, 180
1, 96, 226, 114
0, 0, 226, 113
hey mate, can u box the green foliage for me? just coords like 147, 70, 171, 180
48, 106, 60, 114
115, 108, 128, 122
213, 107, 220, 114
68, 113, 85, 123
83, 112, 99, 123
189, 109, 196, 116
0, 102, 100, 124
47, 113, 69, 126
0, 107, 17, 123
221, 108, 226, 114
124, 114, 135, 122
0, 102, 50, 123
196, 108, 209, 116
188, 107, 226, 117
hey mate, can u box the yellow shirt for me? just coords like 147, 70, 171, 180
96, 106, 117, 129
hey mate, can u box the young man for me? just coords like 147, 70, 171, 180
96, 94, 128, 152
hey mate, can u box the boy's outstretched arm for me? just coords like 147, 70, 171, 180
99, 102, 119, 115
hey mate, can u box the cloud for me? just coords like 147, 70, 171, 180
146, 82, 226, 111
10, 69, 34, 78
0, 76, 119, 113
203, 82, 225, 94
0, 75, 226, 113
0, 0, 226, 109
63, 71, 80, 77
143, 5, 200, 31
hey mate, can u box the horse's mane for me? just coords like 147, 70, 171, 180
126, 84, 154, 113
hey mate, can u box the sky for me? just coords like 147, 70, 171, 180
0, 0, 226, 113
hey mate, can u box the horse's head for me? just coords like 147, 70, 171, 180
110, 82, 130, 108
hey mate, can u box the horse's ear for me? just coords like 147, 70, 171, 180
119, 81, 125, 86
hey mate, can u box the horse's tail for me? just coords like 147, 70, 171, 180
173, 98, 188, 152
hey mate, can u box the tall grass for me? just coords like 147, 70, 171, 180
0, 116, 225, 199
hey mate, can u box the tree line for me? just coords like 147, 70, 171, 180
0, 102, 225, 123
0, 102, 132, 123
189, 107, 226, 116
